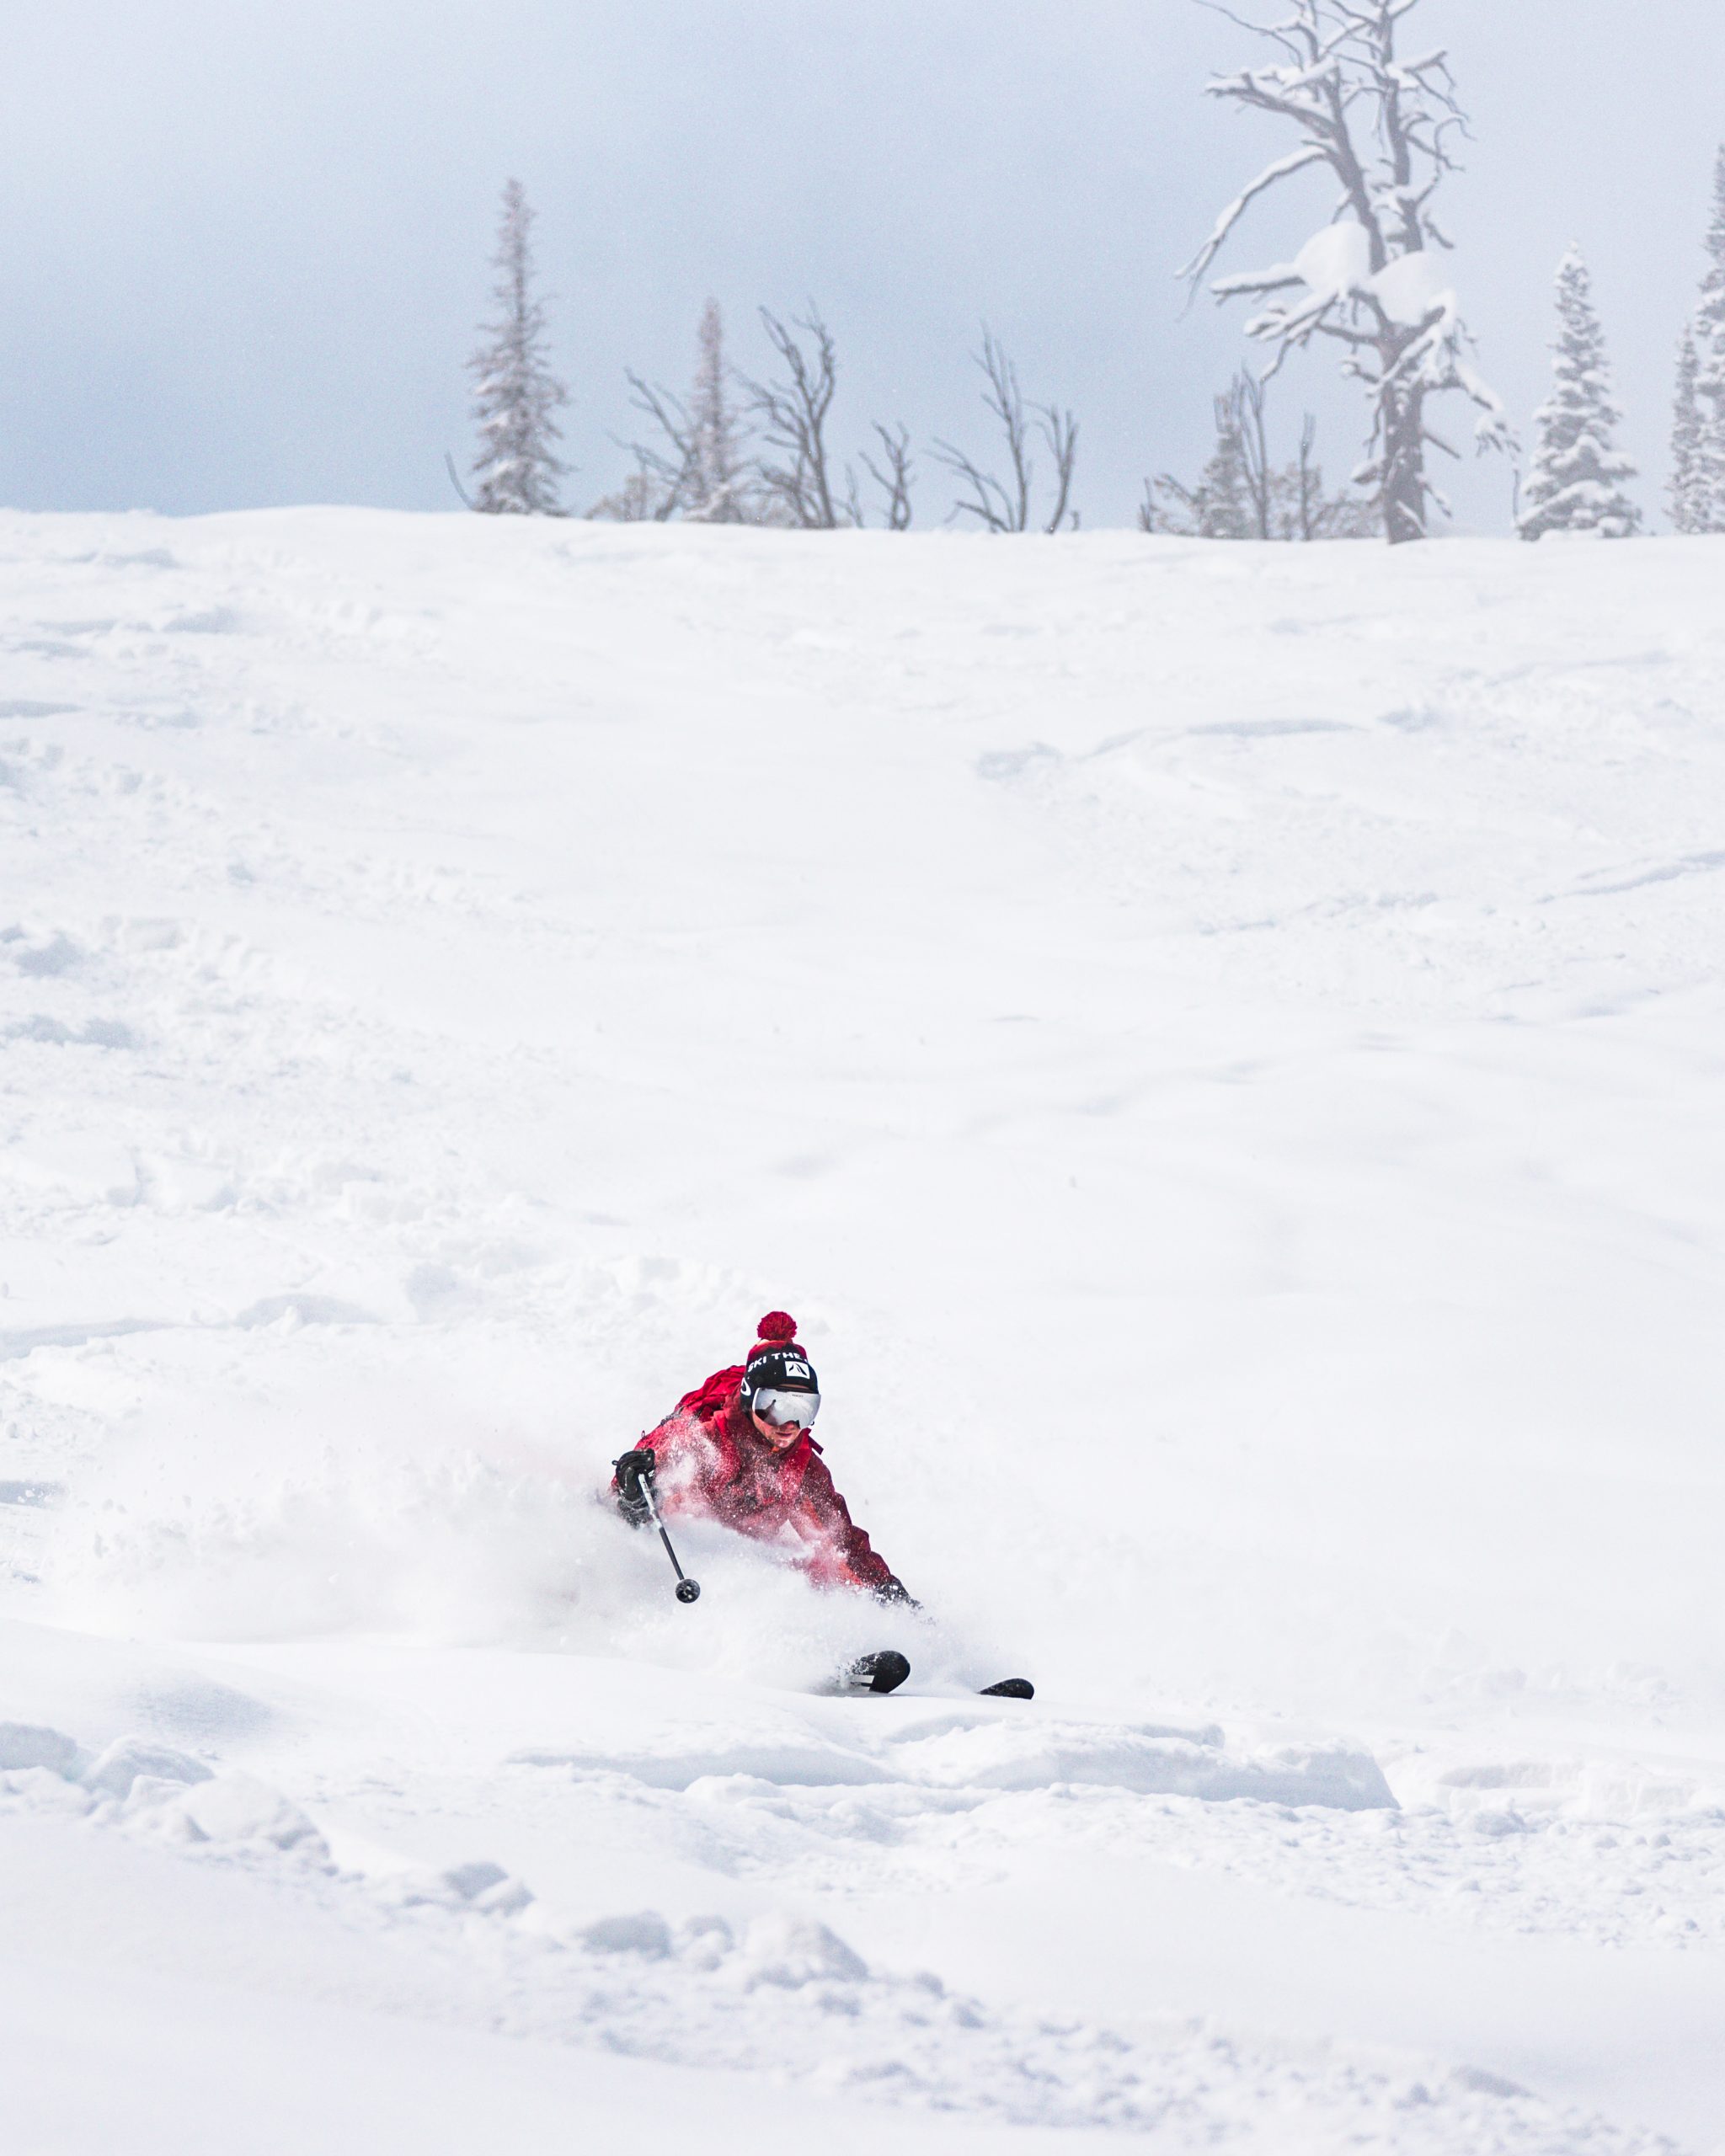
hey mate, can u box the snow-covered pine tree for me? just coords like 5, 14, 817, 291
468, 180, 569, 515
686, 300, 750, 522
585, 465, 664, 522
1152, 375, 1375, 540
1518, 247, 1641, 542
1183, 0, 1510, 545
1684, 146, 1725, 531
619, 302, 755, 521
1153, 388, 1252, 538
1670, 325, 1708, 534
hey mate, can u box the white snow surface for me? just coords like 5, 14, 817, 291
3, 509, 1725, 2152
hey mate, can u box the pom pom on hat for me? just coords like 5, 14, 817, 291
755, 1310, 798, 1345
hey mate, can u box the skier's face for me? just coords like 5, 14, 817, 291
750, 1387, 818, 1449
752, 1408, 804, 1450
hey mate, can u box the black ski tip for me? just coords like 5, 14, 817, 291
846, 1650, 911, 1695
979, 1678, 1034, 1700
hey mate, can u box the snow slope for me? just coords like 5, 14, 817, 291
3, 509, 1724, 2151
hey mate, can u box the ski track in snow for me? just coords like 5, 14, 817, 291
5, 511, 1725, 2151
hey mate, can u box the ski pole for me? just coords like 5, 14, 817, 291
638, 1475, 701, 1604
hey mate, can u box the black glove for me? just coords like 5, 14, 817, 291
612, 1448, 657, 1525
874, 1576, 920, 1609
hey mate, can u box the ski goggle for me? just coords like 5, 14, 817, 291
751, 1387, 820, 1429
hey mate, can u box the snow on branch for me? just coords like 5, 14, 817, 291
1181, 145, 1332, 288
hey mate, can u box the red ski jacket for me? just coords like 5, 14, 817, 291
617, 1364, 903, 1597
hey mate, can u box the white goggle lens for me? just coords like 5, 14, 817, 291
753, 1388, 820, 1428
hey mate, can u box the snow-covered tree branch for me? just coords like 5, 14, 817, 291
1183, 0, 1510, 543
467, 180, 569, 516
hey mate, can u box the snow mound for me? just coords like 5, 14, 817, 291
80, 1735, 211, 1800
0, 1721, 87, 1775
513, 1726, 889, 1790
514, 1693, 1392, 1811
880, 1714, 1395, 1806
163, 1770, 328, 1854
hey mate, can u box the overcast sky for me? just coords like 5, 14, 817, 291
3, 1, 1722, 532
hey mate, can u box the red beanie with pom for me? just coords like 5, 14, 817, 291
742, 1310, 818, 1401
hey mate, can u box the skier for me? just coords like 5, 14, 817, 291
611, 1312, 912, 1688
610, 1310, 1032, 1701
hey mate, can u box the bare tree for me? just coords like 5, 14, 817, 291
1235, 369, 1276, 539
934, 333, 1029, 533
1183, 0, 1510, 544
743, 307, 841, 528
933, 330, 1078, 533
467, 179, 569, 515
1290, 416, 1324, 539
858, 422, 915, 530
617, 374, 696, 520
1042, 404, 1080, 533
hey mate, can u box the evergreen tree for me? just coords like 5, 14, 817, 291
617, 299, 755, 522
1151, 376, 1374, 539
686, 300, 750, 522
1156, 389, 1252, 538
1685, 146, 1725, 531
1670, 324, 1708, 534
1518, 247, 1640, 542
468, 180, 569, 515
